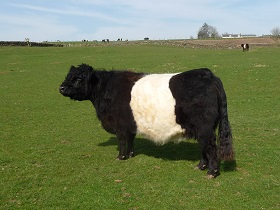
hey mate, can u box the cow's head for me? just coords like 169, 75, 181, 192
59, 64, 96, 101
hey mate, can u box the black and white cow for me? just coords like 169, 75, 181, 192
59, 64, 234, 178
241, 43, 249, 51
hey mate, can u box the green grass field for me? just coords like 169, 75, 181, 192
1, 45, 279, 209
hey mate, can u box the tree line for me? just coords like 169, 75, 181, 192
197, 23, 280, 39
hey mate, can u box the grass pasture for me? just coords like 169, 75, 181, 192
1, 44, 279, 209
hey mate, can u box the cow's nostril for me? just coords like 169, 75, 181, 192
59, 86, 65, 92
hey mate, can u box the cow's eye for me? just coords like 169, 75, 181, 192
74, 78, 82, 86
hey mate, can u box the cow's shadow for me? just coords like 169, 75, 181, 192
98, 137, 236, 171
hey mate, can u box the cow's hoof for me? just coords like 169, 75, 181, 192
206, 174, 215, 179
127, 152, 135, 158
116, 155, 126, 160
207, 169, 220, 178
196, 163, 208, 170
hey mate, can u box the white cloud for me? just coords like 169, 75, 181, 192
9, 3, 123, 23
0, 14, 78, 41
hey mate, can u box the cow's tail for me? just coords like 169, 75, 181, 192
215, 77, 235, 161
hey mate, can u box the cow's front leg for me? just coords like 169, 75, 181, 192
126, 133, 136, 158
116, 132, 135, 160
116, 136, 127, 160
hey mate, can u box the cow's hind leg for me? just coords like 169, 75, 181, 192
197, 152, 208, 170
198, 129, 220, 178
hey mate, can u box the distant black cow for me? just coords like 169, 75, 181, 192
102, 39, 109, 43
241, 43, 249, 51
59, 64, 234, 178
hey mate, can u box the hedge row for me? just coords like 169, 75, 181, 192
0, 41, 63, 47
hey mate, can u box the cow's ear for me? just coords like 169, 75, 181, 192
69, 65, 77, 72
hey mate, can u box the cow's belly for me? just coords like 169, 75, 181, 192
130, 74, 185, 145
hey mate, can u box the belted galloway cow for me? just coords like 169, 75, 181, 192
241, 43, 249, 51
59, 64, 235, 178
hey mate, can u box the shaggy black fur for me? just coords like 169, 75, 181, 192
60, 64, 144, 159
169, 68, 234, 177
59, 64, 234, 177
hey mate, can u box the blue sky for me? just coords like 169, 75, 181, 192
1, 0, 279, 42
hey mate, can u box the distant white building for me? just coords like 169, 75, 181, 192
222, 33, 257, 38
241, 34, 257, 38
